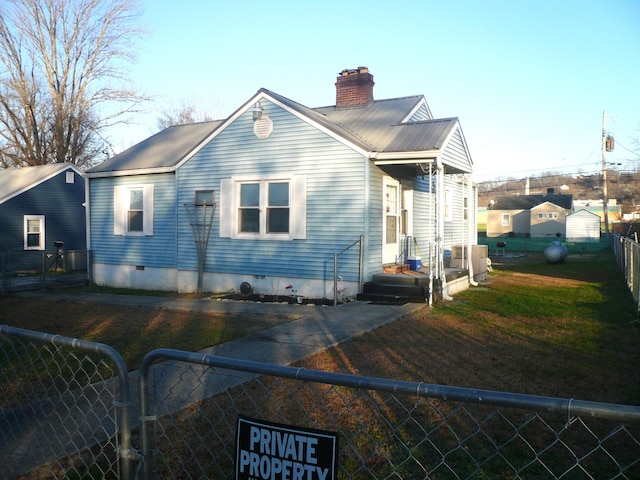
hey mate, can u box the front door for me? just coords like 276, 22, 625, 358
382, 177, 401, 264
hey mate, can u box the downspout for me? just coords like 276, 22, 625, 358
466, 173, 478, 287
363, 152, 371, 295
428, 164, 434, 306
437, 157, 453, 300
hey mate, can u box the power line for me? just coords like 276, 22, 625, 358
616, 141, 640, 158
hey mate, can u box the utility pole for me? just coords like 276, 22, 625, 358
602, 110, 609, 235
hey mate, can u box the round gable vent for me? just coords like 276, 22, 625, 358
253, 115, 273, 139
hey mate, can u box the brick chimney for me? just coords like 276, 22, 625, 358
335, 67, 374, 108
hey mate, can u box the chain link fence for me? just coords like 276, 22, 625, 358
613, 234, 640, 311
139, 350, 640, 480
0, 250, 89, 293
2, 328, 640, 479
0, 325, 134, 480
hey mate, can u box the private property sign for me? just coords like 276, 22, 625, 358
236, 416, 338, 480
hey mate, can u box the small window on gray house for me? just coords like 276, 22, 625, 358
66, 171, 74, 183
24, 215, 45, 250
195, 190, 215, 206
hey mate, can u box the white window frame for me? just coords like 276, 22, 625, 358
463, 195, 468, 221
220, 175, 306, 240
501, 213, 511, 226
114, 184, 154, 236
444, 189, 453, 222
24, 215, 45, 250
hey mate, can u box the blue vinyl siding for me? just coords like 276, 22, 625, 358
441, 128, 472, 173
408, 102, 433, 122
90, 173, 177, 267
413, 175, 437, 258
176, 101, 368, 283
443, 175, 468, 249
365, 166, 384, 273
0, 170, 86, 252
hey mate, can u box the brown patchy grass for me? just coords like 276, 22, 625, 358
0, 297, 300, 370
6, 251, 640, 479
298, 252, 640, 405
2, 251, 638, 404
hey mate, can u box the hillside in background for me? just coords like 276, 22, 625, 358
478, 171, 640, 213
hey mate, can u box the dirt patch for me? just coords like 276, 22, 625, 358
217, 293, 335, 306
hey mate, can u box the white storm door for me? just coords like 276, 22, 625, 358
383, 177, 401, 264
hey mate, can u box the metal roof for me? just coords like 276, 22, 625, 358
0, 163, 83, 204
277, 91, 459, 155
313, 96, 457, 153
87, 89, 465, 175
86, 121, 223, 175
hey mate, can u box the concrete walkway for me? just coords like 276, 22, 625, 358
2, 291, 427, 478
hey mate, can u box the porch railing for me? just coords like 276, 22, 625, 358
333, 235, 364, 307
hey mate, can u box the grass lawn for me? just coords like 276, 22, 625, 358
0, 295, 301, 371
1, 251, 638, 404
299, 251, 640, 405
156, 251, 640, 479
3, 250, 639, 479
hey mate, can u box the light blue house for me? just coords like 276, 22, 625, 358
86, 67, 477, 301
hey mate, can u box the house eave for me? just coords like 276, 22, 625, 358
85, 166, 176, 178
371, 151, 439, 165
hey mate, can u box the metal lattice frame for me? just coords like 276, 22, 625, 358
184, 202, 216, 293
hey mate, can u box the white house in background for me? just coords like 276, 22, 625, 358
86, 67, 477, 300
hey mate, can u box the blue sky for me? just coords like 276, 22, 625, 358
112, 0, 640, 182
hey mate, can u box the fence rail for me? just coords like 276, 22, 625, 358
2, 325, 640, 479
0, 325, 133, 480
612, 234, 640, 311
137, 349, 640, 479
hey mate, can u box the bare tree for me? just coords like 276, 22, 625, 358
156, 97, 219, 130
0, 0, 146, 168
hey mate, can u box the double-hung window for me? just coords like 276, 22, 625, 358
114, 185, 154, 236
24, 215, 45, 250
220, 176, 306, 240
239, 181, 290, 234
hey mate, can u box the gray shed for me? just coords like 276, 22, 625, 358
566, 209, 601, 242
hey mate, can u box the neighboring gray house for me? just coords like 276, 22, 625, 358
0, 164, 86, 256
487, 193, 573, 238
86, 67, 477, 300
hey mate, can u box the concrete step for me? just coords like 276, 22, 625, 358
357, 282, 428, 304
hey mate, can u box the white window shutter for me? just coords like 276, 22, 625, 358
291, 175, 307, 239
143, 184, 154, 235
114, 186, 124, 235
219, 178, 234, 238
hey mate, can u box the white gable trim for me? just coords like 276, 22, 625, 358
401, 96, 433, 123
531, 201, 570, 211
255, 92, 371, 157
171, 91, 371, 171
0, 164, 84, 204
440, 122, 474, 173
